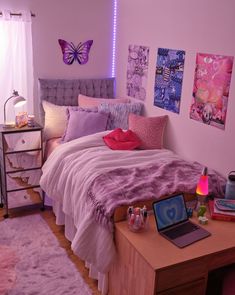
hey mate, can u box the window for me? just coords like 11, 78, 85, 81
0, 10, 34, 123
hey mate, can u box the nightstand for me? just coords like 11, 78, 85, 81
0, 123, 44, 217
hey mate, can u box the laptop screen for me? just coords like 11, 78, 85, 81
153, 194, 188, 231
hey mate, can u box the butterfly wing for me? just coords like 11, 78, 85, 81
76, 40, 93, 65
58, 39, 77, 65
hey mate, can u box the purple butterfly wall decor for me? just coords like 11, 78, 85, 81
58, 39, 93, 65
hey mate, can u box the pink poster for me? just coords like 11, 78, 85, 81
190, 53, 233, 129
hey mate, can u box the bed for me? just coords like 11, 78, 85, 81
39, 78, 226, 295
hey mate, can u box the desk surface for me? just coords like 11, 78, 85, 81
115, 213, 235, 271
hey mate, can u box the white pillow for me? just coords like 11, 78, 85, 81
42, 100, 68, 140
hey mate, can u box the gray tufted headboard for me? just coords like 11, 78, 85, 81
38, 77, 115, 124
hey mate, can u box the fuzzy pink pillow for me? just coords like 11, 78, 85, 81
78, 94, 130, 108
128, 113, 168, 149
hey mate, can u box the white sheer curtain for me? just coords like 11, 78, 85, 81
0, 10, 34, 124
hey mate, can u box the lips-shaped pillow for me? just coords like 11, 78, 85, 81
103, 128, 141, 150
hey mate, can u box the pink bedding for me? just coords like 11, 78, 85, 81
44, 137, 62, 159
40, 131, 226, 275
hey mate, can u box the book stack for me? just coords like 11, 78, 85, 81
208, 198, 235, 222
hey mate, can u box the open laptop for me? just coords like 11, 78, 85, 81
152, 193, 211, 248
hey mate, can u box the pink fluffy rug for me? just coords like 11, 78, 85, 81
0, 214, 92, 295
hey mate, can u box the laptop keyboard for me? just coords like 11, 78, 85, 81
163, 222, 199, 240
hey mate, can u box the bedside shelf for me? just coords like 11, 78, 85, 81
0, 123, 44, 217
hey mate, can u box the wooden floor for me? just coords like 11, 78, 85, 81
0, 206, 101, 295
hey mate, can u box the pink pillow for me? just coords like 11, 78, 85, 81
129, 113, 168, 149
78, 94, 130, 108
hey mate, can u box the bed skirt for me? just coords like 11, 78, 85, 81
51, 198, 108, 295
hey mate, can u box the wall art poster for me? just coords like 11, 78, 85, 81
190, 53, 234, 129
127, 44, 149, 100
154, 48, 185, 113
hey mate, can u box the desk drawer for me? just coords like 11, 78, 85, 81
156, 259, 207, 292
157, 278, 206, 295
208, 249, 235, 270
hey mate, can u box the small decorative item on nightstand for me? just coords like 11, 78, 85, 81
27, 115, 35, 127
196, 167, 209, 217
15, 112, 28, 128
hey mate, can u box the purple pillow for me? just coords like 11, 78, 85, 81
62, 108, 109, 142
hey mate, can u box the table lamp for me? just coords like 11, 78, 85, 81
3, 90, 26, 128
196, 167, 208, 216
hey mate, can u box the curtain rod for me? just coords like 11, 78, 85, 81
0, 11, 35, 17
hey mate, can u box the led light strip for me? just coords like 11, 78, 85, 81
112, 0, 117, 78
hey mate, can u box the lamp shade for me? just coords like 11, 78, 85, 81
196, 167, 209, 196
13, 95, 26, 107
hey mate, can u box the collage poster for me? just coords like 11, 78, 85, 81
154, 48, 185, 113
190, 53, 234, 129
126, 44, 149, 101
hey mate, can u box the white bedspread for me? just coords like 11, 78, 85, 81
40, 131, 175, 273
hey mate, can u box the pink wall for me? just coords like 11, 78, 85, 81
115, 0, 235, 177
0, 0, 113, 115
1, 0, 234, 176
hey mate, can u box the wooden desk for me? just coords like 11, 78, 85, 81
109, 214, 235, 295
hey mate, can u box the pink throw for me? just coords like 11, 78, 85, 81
87, 156, 225, 231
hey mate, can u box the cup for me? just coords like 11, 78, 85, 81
27, 115, 35, 127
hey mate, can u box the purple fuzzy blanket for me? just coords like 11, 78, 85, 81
87, 156, 226, 231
